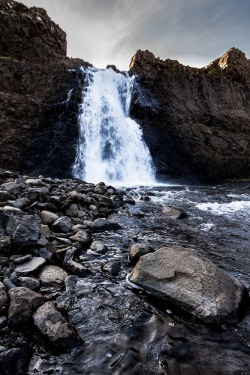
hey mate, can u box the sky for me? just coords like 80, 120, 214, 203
20, 0, 250, 70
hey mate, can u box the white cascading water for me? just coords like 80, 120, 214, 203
73, 67, 155, 184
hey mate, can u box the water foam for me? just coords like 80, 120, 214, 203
196, 200, 250, 217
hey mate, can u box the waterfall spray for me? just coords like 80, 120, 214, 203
73, 67, 155, 184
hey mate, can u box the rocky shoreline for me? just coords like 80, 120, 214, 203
0, 170, 249, 374
0, 170, 131, 373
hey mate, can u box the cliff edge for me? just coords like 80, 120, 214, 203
130, 48, 250, 181
0, 0, 90, 177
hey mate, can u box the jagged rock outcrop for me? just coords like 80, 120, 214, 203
130, 48, 250, 182
0, 0, 90, 178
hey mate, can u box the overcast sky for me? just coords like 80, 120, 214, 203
20, 0, 250, 70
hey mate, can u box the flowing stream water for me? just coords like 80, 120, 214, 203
30, 69, 250, 374
29, 183, 250, 375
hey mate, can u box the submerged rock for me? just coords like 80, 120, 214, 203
129, 246, 246, 324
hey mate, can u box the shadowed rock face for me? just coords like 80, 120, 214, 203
129, 48, 250, 182
0, 0, 91, 178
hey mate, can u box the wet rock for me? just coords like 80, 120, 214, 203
8, 287, 44, 325
0, 347, 31, 375
33, 301, 80, 349
72, 222, 93, 233
0, 236, 11, 255
40, 210, 59, 225
101, 260, 121, 276
129, 244, 155, 265
15, 257, 46, 275
38, 247, 52, 261
13, 254, 32, 264
6, 213, 41, 251
40, 224, 50, 236
0, 191, 14, 202
0, 316, 7, 329
66, 260, 87, 276
129, 246, 246, 324
39, 265, 68, 289
162, 206, 187, 219
0, 257, 8, 266
25, 178, 44, 186
3, 277, 16, 290
8, 198, 30, 209
0, 282, 8, 310
69, 230, 92, 248
19, 277, 40, 290
92, 218, 122, 233
1, 182, 21, 192
1, 206, 21, 213
90, 241, 108, 254
66, 204, 78, 217
52, 216, 72, 233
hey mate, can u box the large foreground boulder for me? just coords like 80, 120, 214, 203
129, 246, 246, 324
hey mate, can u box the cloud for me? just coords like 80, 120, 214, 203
20, 0, 250, 69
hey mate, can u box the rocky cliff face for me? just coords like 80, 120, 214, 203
130, 48, 250, 182
0, 0, 250, 182
0, 0, 90, 177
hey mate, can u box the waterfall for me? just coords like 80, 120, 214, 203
73, 67, 155, 184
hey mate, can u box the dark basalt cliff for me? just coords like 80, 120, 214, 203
129, 49, 250, 182
0, 0, 250, 182
0, 0, 90, 178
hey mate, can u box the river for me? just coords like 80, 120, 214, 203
29, 182, 250, 375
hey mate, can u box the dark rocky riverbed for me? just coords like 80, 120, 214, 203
0, 173, 250, 375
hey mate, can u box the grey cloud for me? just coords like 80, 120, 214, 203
20, 0, 250, 69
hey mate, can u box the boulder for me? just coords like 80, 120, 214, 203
39, 265, 68, 289
5, 213, 41, 251
162, 206, 187, 219
8, 287, 44, 325
0, 347, 31, 375
19, 277, 40, 290
0, 236, 11, 255
0, 282, 8, 310
129, 243, 155, 265
52, 216, 72, 233
66, 260, 87, 277
129, 246, 246, 324
33, 301, 79, 349
92, 218, 122, 233
0, 191, 14, 202
66, 204, 78, 217
15, 257, 46, 275
69, 230, 92, 248
40, 210, 59, 225
90, 241, 108, 254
